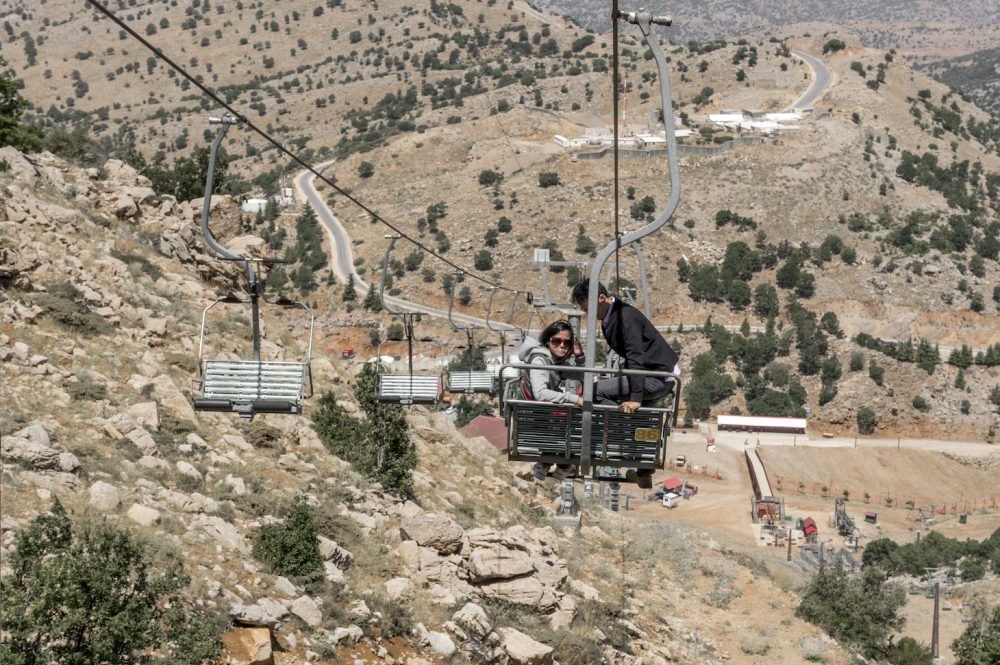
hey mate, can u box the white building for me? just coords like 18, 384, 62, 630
241, 198, 269, 214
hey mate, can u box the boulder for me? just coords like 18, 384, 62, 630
317, 535, 354, 569
1, 435, 61, 469
221, 627, 273, 665
289, 595, 322, 628
88, 481, 122, 512
399, 512, 464, 555
230, 601, 284, 628
497, 627, 554, 665
325, 625, 363, 647
125, 402, 160, 431
192, 515, 249, 553
127, 504, 161, 527
451, 602, 492, 639
385, 577, 413, 600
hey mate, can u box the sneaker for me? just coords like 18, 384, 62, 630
531, 462, 547, 481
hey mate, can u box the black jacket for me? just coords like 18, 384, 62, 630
602, 299, 679, 402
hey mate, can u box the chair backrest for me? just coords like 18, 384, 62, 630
447, 371, 496, 394
505, 398, 671, 470
200, 360, 308, 402
378, 373, 440, 404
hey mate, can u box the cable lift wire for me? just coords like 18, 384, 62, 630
82, 0, 519, 296
576, 7, 681, 478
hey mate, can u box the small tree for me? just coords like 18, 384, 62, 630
857, 407, 878, 434
0, 55, 43, 151
952, 602, 1000, 665
538, 171, 561, 188
0, 500, 220, 664
253, 496, 323, 577
358, 160, 375, 178
474, 249, 494, 271
478, 169, 500, 186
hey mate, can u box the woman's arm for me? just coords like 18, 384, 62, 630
528, 358, 574, 404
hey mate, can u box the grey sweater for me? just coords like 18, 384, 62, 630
517, 337, 584, 404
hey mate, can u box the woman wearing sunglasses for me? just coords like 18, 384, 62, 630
517, 320, 585, 481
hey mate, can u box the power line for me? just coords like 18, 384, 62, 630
83, 0, 519, 295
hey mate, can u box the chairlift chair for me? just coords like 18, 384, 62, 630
190, 115, 314, 421
446, 273, 497, 395
501, 363, 680, 482
374, 235, 443, 405
194, 292, 315, 420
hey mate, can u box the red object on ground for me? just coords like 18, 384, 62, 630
802, 517, 818, 535
662, 477, 683, 492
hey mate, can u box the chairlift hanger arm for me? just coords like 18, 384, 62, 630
378, 234, 407, 318
579, 6, 682, 476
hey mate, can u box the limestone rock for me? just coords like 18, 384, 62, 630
192, 515, 249, 553
385, 577, 413, 600
497, 627, 554, 665
1, 435, 61, 469
325, 625, 363, 647
549, 595, 577, 631
317, 535, 354, 569
125, 402, 159, 431
221, 627, 273, 665
127, 504, 161, 527
273, 577, 297, 598
289, 595, 322, 628
126, 427, 158, 455
88, 481, 122, 512
230, 601, 284, 628
452, 602, 492, 639
176, 460, 203, 481
399, 512, 464, 555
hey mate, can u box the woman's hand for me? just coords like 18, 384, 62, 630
572, 339, 583, 357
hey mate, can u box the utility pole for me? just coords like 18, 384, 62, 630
931, 582, 940, 659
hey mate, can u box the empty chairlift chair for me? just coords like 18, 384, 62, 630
189, 114, 314, 421
446, 272, 496, 395
194, 294, 314, 419
375, 234, 443, 405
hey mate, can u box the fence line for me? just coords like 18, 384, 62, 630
771, 476, 998, 515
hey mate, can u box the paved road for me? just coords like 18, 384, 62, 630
787, 49, 832, 111
294, 162, 521, 336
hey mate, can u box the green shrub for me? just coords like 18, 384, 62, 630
538, 171, 561, 188
33, 281, 113, 336
252, 496, 323, 578
0, 500, 220, 665
65, 377, 109, 401
242, 421, 283, 448
857, 407, 878, 434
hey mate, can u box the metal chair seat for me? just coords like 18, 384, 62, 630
378, 374, 440, 404
447, 371, 496, 394
194, 359, 310, 419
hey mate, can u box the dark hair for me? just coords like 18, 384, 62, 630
570, 279, 608, 307
539, 320, 574, 347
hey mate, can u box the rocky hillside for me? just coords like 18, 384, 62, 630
531, 0, 1000, 57
0, 149, 859, 663
2, 0, 999, 437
